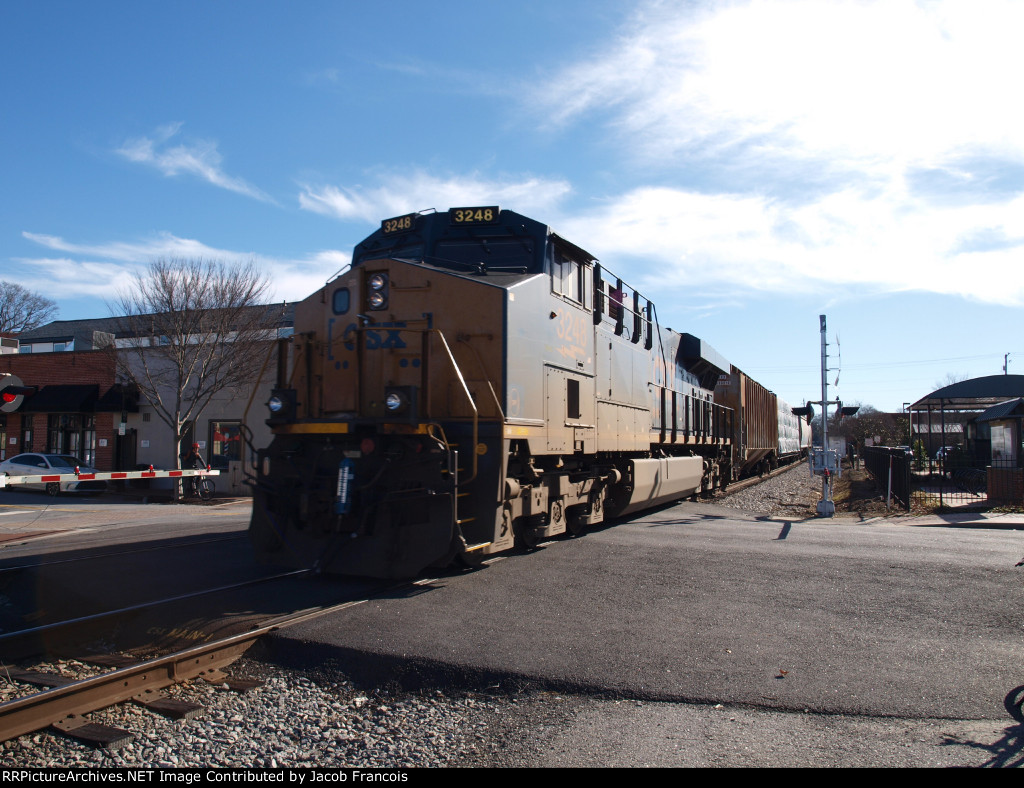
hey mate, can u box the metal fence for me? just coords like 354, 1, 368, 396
864, 447, 912, 510
909, 452, 1020, 509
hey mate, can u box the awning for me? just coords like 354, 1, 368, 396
21, 384, 99, 413
95, 384, 140, 413
975, 398, 1024, 423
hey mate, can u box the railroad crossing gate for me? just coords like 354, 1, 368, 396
0, 466, 220, 489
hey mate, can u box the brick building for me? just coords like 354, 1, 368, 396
0, 350, 126, 469
4, 307, 293, 494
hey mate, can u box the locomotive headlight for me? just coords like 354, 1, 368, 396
383, 386, 417, 420
385, 391, 407, 412
265, 388, 297, 424
367, 272, 388, 310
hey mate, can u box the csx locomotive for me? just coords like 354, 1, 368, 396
249, 207, 809, 578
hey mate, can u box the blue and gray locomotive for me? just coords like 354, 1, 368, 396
249, 207, 804, 578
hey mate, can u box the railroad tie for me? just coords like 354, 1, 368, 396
132, 692, 204, 721
51, 716, 133, 750
200, 668, 264, 693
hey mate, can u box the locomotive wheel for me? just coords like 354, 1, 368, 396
515, 520, 543, 549
565, 505, 588, 537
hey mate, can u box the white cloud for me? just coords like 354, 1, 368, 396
299, 171, 572, 224
17, 232, 349, 305
526, 0, 1024, 308
116, 123, 274, 203
537, 0, 1024, 168
559, 183, 1024, 307
22, 230, 233, 264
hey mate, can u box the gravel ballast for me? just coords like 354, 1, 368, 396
2, 659, 507, 768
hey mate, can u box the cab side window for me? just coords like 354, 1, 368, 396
551, 248, 590, 308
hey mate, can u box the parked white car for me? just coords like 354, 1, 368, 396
0, 453, 107, 496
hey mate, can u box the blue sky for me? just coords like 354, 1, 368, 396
3, 0, 1022, 413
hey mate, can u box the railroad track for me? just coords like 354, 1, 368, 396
0, 564, 430, 747
716, 458, 806, 499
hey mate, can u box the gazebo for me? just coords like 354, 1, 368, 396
909, 375, 1024, 459
910, 375, 1024, 505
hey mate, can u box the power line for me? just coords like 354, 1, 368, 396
746, 351, 1024, 374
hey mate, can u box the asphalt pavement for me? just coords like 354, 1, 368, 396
5, 492, 1024, 766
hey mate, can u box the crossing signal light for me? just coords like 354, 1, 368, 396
0, 373, 34, 413
791, 405, 814, 424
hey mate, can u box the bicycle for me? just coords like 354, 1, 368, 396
953, 468, 987, 497
186, 475, 214, 501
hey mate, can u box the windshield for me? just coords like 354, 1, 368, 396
428, 238, 536, 273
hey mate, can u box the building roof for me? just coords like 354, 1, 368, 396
976, 398, 1024, 423
16, 317, 121, 343
16, 303, 295, 347
911, 375, 1024, 411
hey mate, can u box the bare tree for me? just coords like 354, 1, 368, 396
934, 372, 969, 389
833, 403, 909, 448
109, 259, 274, 494
0, 281, 58, 332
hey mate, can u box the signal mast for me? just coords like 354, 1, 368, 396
793, 315, 858, 516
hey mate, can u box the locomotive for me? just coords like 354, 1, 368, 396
249, 207, 808, 578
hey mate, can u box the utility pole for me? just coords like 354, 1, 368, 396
1005, 353, 1012, 375
816, 315, 836, 516
793, 316, 858, 517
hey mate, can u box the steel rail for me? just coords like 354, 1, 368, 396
717, 457, 807, 498
0, 621, 268, 742
0, 578, 407, 743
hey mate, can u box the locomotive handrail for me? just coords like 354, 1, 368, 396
422, 327, 479, 485
456, 334, 505, 420
350, 324, 480, 486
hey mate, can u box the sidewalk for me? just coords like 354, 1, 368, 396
870, 510, 1024, 529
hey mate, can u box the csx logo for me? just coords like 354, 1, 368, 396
344, 322, 408, 350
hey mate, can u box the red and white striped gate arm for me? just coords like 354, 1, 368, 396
0, 465, 220, 488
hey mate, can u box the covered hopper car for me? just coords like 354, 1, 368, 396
249, 207, 806, 578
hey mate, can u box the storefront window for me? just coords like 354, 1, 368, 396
46, 414, 96, 466
21, 415, 33, 452
209, 420, 242, 470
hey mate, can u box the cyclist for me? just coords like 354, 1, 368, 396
180, 443, 212, 499
181, 442, 206, 469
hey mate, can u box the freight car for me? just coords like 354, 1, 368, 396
249, 207, 791, 578
714, 365, 812, 479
